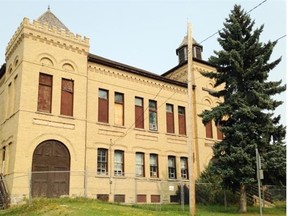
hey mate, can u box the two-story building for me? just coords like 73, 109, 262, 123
0, 9, 222, 204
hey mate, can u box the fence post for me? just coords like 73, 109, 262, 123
28, 171, 32, 205
181, 182, 184, 211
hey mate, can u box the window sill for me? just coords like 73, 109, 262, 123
149, 177, 161, 181
36, 111, 53, 116
113, 175, 126, 179
148, 130, 159, 134
112, 125, 126, 129
134, 128, 146, 132
97, 122, 111, 127
59, 115, 74, 120
95, 174, 109, 178
165, 133, 176, 137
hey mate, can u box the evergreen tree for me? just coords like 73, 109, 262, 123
201, 5, 286, 213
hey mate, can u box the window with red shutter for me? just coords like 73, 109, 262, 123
217, 123, 224, 140
135, 97, 144, 129
98, 89, 109, 123
205, 120, 213, 138
166, 104, 174, 133
61, 79, 74, 116
178, 106, 186, 135
37, 73, 52, 113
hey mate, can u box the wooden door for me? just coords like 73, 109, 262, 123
31, 140, 70, 198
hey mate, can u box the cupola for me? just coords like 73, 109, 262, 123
176, 36, 203, 64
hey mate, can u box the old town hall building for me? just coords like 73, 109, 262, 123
0, 9, 222, 204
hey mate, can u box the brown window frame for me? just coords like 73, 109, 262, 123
149, 100, 158, 131
61, 78, 74, 116
180, 157, 189, 179
168, 156, 176, 179
150, 154, 158, 178
97, 148, 108, 175
135, 97, 144, 129
166, 104, 175, 133
217, 123, 224, 140
205, 120, 213, 138
114, 150, 124, 176
37, 73, 52, 113
114, 92, 124, 126
98, 89, 109, 123
136, 152, 145, 177
178, 106, 186, 135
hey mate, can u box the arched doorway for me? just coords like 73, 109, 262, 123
31, 140, 70, 198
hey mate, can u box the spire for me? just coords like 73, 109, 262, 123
37, 8, 69, 31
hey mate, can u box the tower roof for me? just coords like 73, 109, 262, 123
37, 8, 69, 31
178, 35, 201, 47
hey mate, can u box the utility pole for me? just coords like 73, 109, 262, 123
256, 148, 263, 216
187, 21, 196, 216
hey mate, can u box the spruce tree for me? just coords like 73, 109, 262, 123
201, 5, 286, 213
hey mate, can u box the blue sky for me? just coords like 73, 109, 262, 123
0, 0, 286, 126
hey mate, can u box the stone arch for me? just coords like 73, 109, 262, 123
37, 53, 57, 67
60, 59, 78, 72
31, 140, 70, 198
40, 57, 54, 67
202, 97, 212, 106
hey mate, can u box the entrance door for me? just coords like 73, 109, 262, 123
31, 140, 70, 198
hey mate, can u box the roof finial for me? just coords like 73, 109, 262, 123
48, 5, 50, 11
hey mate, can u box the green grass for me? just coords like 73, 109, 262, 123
0, 197, 285, 216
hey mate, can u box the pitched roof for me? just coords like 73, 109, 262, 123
37, 8, 69, 31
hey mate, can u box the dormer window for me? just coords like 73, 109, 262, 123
178, 47, 187, 64
176, 36, 203, 64
194, 45, 202, 60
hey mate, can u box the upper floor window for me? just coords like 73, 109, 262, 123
166, 104, 174, 133
114, 150, 124, 176
168, 156, 176, 179
205, 120, 213, 138
37, 73, 52, 113
98, 89, 109, 123
97, 148, 108, 175
135, 97, 144, 129
217, 123, 224, 140
114, 92, 124, 126
149, 100, 157, 131
61, 78, 74, 116
178, 106, 186, 135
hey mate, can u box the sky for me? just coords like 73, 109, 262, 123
0, 0, 286, 126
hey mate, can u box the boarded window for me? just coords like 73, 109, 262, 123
114, 150, 124, 176
114, 194, 125, 203
61, 79, 73, 116
98, 89, 109, 123
180, 157, 188, 179
149, 100, 157, 131
37, 73, 52, 113
217, 124, 224, 140
168, 156, 176, 179
135, 97, 144, 129
151, 195, 160, 203
114, 92, 124, 126
150, 154, 158, 178
97, 148, 108, 175
178, 106, 186, 135
97, 194, 109, 202
137, 194, 147, 203
205, 120, 213, 138
166, 104, 174, 133
136, 152, 145, 177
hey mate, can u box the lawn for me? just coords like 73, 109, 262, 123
0, 197, 285, 216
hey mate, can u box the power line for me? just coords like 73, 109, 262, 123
275, 35, 286, 42
199, 0, 268, 44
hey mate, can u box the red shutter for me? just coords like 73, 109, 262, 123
166, 112, 174, 133
37, 74, 52, 113
217, 124, 223, 140
205, 121, 213, 138
135, 106, 144, 128
178, 115, 186, 135
61, 79, 73, 116
99, 98, 108, 123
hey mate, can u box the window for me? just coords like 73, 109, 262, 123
114, 92, 124, 126
217, 123, 224, 140
98, 89, 109, 123
166, 104, 174, 133
135, 97, 144, 129
151, 195, 160, 203
168, 156, 176, 179
97, 148, 108, 175
178, 106, 186, 135
149, 100, 157, 131
136, 152, 145, 177
61, 78, 74, 116
180, 157, 188, 179
114, 150, 124, 176
150, 154, 158, 178
37, 73, 52, 113
114, 194, 125, 203
205, 120, 213, 138
137, 194, 147, 203
194, 46, 202, 59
